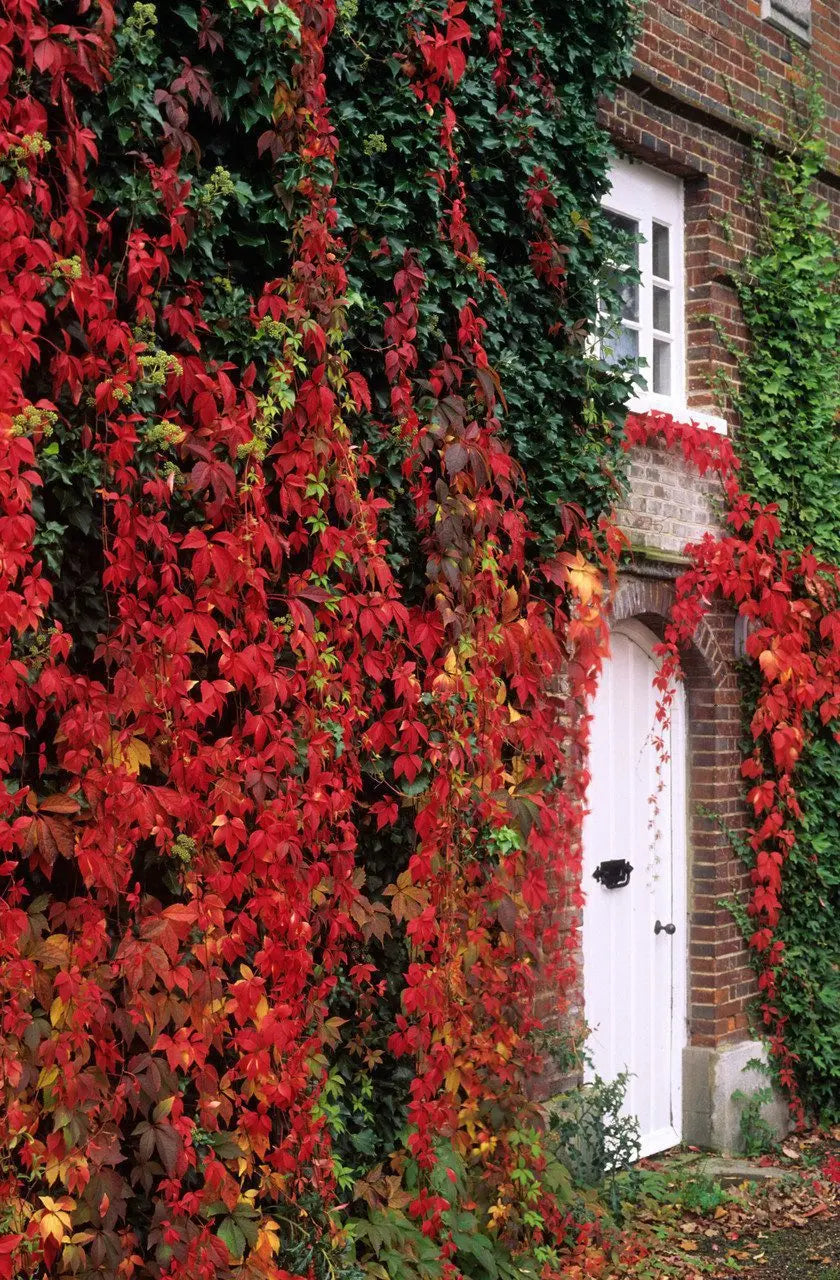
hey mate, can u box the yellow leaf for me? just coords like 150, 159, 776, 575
256, 1221, 281, 1257
108, 735, 150, 775
38, 1196, 75, 1241
444, 1067, 462, 1094
152, 1095, 175, 1123
560, 551, 602, 606
38, 1065, 59, 1091
34, 933, 71, 969
40, 1211, 70, 1243
49, 996, 65, 1028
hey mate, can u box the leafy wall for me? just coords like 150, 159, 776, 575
0, 1, 638, 1276
728, 120, 840, 1120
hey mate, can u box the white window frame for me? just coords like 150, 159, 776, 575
602, 157, 726, 435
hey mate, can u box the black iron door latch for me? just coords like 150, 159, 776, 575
592, 859, 633, 890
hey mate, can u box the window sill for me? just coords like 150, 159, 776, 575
761, 0, 812, 45
627, 393, 728, 436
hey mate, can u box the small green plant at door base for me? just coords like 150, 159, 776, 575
676, 1174, 729, 1216
732, 1059, 779, 1157
549, 1070, 641, 1218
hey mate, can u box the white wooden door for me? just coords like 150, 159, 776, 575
582, 620, 687, 1158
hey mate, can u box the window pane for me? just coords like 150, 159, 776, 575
652, 223, 670, 280
653, 286, 671, 333
602, 323, 639, 367
653, 339, 671, 395
615, 325, 639, 363
602, 210, 640, 327
605, 210, 640, 265
621, 280, 639, 324
604, 322, 637, 368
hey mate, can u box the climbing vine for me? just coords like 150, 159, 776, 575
626, 402, 840, 1130
722, 92, 840, 1119
0, 0, 638, 1276
9, 3, 838, 1278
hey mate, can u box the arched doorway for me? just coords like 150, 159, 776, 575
582, 619, 688, 1157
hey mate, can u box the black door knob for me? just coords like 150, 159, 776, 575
654, 920, 676, 936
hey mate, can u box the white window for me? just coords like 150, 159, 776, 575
601, 158, 686, 418
762, 0, 811, 43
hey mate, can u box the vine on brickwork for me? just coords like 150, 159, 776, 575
7, 0, 837, 1275
0, 0, 643, 1276
717, 88, 840, 1117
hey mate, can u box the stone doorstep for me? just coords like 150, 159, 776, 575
641, 1147, 795, 1185
695, 1155, 795, 1185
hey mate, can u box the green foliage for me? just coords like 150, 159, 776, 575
330, 0, 638, 557
773, 728, 840, 1116
731, 1084, 778, 1158
726, 82, 840, 1119
731, 121, 840, 557
548, 1071, 640, 1218
345, 1136, 573, 1280
610, 1164, 731, 1228
673, 1175, 729, 1216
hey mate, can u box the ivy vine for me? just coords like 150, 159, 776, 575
723, 88, 840, 1119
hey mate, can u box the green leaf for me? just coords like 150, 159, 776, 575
217, 1217, 247, 1260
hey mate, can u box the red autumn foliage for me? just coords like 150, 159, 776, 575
0, 0, 829, 1274
0, 0, 616, 1273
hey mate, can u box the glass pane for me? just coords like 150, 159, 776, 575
653, 339, 671, 395
621, 280, 639, 324
652, 222, 670, 280
603, 323, 639, 366
603, 210, 640, 324
653, 286, 671, 333
605, 210, 640, 266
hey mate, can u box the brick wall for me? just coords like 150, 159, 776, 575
602, 0, 840, 419
583, 0, 840, 1053
630, 1, 840, 173
615, 440, 726, 559
538, 0, 839, 1101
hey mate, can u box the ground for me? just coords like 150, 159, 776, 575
604, 1127, 840, 1279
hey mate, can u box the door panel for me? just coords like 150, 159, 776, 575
582, 621, 687, 1158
